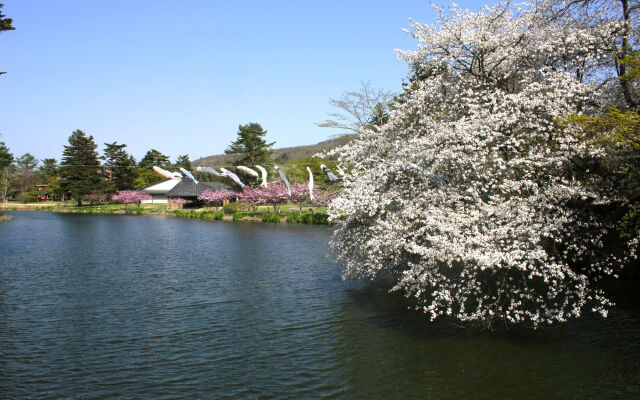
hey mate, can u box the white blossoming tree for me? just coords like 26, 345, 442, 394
328, 0, 639, 328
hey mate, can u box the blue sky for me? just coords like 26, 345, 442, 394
0, 0, 482, 163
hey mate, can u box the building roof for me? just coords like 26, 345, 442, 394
167, 179, 231, 198
141, 179, 181, 194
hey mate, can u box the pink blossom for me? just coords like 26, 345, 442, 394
197, 188, 237, 204
112, 190, 152, 206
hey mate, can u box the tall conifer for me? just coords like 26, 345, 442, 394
225, 123, 274, 166
59, 130, 103, 206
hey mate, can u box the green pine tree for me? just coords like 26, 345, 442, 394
138, 149, 171, 169
102, 142, 137, 191
225, 123, 274, 166
0, 141, 13, 202
0, 3, 15, 76
174, 154, 192, 171
59, 130, 104, 206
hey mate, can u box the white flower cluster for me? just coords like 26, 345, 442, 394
328, 1, 637, 328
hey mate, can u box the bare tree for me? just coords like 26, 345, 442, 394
316, 81, 396, 134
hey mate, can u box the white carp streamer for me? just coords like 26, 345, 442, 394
179, 167, 199, 184
196, 166, 226, 177
153, 166, 182, 180
306, 166, 314, 201
237, 166, 259, 181
220, 168, 245, 188
320, 164, 342, 182
255, 165, 268, 187
274, 165, 291, 196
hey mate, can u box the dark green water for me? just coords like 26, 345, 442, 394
1, 211, 639, 399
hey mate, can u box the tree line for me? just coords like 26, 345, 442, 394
0, 131, 193, 205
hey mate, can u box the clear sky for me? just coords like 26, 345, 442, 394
0, 0, 482, 164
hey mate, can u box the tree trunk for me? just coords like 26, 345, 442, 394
617, 0, 638, 109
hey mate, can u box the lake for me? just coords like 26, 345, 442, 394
1, 211, 639, 399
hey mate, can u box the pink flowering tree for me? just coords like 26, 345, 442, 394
112, 190, 152, 208
197, 188, 237, 206
310, 189, 338, 207
170, 198, 192, 206
84, 193, 107, 206
239, 182, 310, 213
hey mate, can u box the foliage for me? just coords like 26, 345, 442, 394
0, 141, 13, 201
225, 122, 274, 166
0, 3, 13, 32
13, 153, 38, 193
278, 157, 341, 187
0, 2, 14, 76
38, 158, 58, 181
174, 154, 192, 171
112, 190, 151, 206
16, 191, 36, 203
327, 0, 638, 328
133, 167, 165, 189
84, 193, 107, 206
102, 142, 137, 191
286, 213, 329, 225
138, 149, 171, 169
0, 141, 12, 169
262, 213, 283, 223
232, 212, 245, 221
316, 81, 396, 134
59, 130, 105, 206
223, 202, 239, 214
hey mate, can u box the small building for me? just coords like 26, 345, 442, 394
32, 184, 72, 202
140, 179, 181, 204
166, 179, 232, 209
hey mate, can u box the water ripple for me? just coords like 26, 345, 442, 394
1, 212, 639, 399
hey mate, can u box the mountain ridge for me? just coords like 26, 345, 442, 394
193, 135, 353, 167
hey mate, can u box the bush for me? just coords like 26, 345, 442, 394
232, 212, 245, 221
262, 213, 282, 223
286, 213, 328, 224
214, 211, 224, 220
223, 202, 239, 214
16, 192, 35, 203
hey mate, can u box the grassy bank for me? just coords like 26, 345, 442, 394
0, 201, 331, 225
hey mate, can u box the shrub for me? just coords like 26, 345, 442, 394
223, 202, 239, 214
232, 212, 245, 221
262, 213, 282, 223
16, 192, 35, 203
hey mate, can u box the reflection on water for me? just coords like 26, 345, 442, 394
0, 211, 639, 399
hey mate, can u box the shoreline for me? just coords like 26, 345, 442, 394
0, 202, 331, 225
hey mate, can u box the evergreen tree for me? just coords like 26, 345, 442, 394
102, 142, 137, 191
225, 122, 274, 166
0, 3, 15, 76
138, 149, 171, 169
13, 153, 38, 193
0, 141, 13, 201
59, 130, 104, 206
174, 154, 192, 171
0, 3, 14, 31
38, 158, 58, 181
